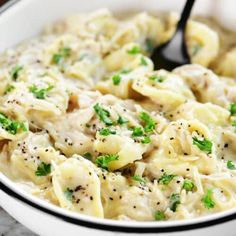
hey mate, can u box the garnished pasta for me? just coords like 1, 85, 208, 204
1, 9, 236, 221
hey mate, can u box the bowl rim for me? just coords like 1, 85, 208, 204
1, 0, 236, 233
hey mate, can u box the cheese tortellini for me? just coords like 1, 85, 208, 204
1, 9, 236, 222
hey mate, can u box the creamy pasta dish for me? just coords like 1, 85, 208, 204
1, 9, 236, 221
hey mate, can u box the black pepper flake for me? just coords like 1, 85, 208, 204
170, 137, 174, 140
133, 206, 136, 209
224, 143, 229, 148
90, 196, 93, 200
109, 197, 113, 201
119, 195, 122, 199
186, 168, 190, 171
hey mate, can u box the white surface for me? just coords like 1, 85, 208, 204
1, 0, 236, 235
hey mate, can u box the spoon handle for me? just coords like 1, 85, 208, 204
177, 0, 195, 30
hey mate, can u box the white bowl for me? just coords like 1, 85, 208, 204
1, 0, 236, 235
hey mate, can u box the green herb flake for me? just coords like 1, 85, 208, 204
4, 85, 15, 95
183, 179, 195, 191
127, 45, 141, 55
154, 211, 165, 221
229, 103, 236, 116
117, 116, 129, 125
131, 126, 144, 137
232, 120, 236, 128
11, 65, 23, 81
169, 193, 180, 212
93, 103, 113, 126
202, 189, 215, 209
139, 112, 155, 132
191, 44, 202, 57
149, 75, 165, 83
35, 162, 51, 176
132, 175, 147, 185
64, 188, 73, 201
140, 56, 148, 66
141, 136, 151, 144
112, 74, 121, 85
99, 128, 116, 136
192, 137, 212, 154
159, 173, 176, 185
227, 160, 236, 170
0, 113, 27, 135
52, 47, 71, 64
29, 85, 54, 99
145, 38, 155, 53
83, 152, 92, 159
96, 154, 119, 170
120, 68, 132, 74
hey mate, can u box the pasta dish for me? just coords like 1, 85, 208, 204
1, 9, 236, 221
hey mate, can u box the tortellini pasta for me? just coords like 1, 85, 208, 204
1, 9, 236, 222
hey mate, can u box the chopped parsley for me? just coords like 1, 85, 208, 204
83, 152, 92, 159
127, 45, 141, 55
52, 47, 71, 64
120, 68, 131, 74
149, 75, 165, 83
29, 84, 54, 99
183, 179, 195, 191
131, 126, 144, 137
0, 113, 27, 135
4, 85, 15, 95
140, 56, 148, 66
35, 162, 51, 176
112, 74, 121, 85
192, 137, 212, 154
202, 189, 215, 209
99, 128, 116, 136
139, 112, 155, 132
232, 120, 236, 130
227, 160, 236, 170
64, 188, 73, 201
117, 116, 129, 125
132, 175, 146, 185
169, 193, 180, 212
96, 154, 119, 170
159, 173, 176, 185
93, 103, 113, 126
154, 211, 165, 221
191, 44, 202, 57
11, 65, 23, 81
141, 136, 151, 144
145, 38, 155, 53
229, 103, 236, 116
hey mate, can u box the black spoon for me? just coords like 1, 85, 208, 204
151, 0, 195, 70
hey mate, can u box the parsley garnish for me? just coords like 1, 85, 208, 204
99, 128, 116, 136
149, 75, 165, 83
141, 136, 151, 144
183, 179, 195, 191
64, 188, 73, 201
139, 112, 155, 132
229, 103, 236, 116
192, 137, 212, 154
11, 65, 23, 81
120, 68, 131, 74
169, 193, 180, 212
159, 173, 176, 185
232, 120, 236, 130
227, 160, 236, 170
0, 113, 27, 135
4, 85, 15, 95
52, 47, 71, 64
35, 162, 51, 176
131, 126, 144, 137
132, 175, 146, 185
93, 103, 113, 126
145, 38, 155, 53
140, 56, 148, 66
191, 44, 202, 56
83, 152, 92, 159
202, 189, 215, 209
154, 211, 165, 221
117, 116, 129, 125
112, 74, 121, 85
127, 45, 141, 55
29, 85, 54, 99
96, 154, 119, 170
